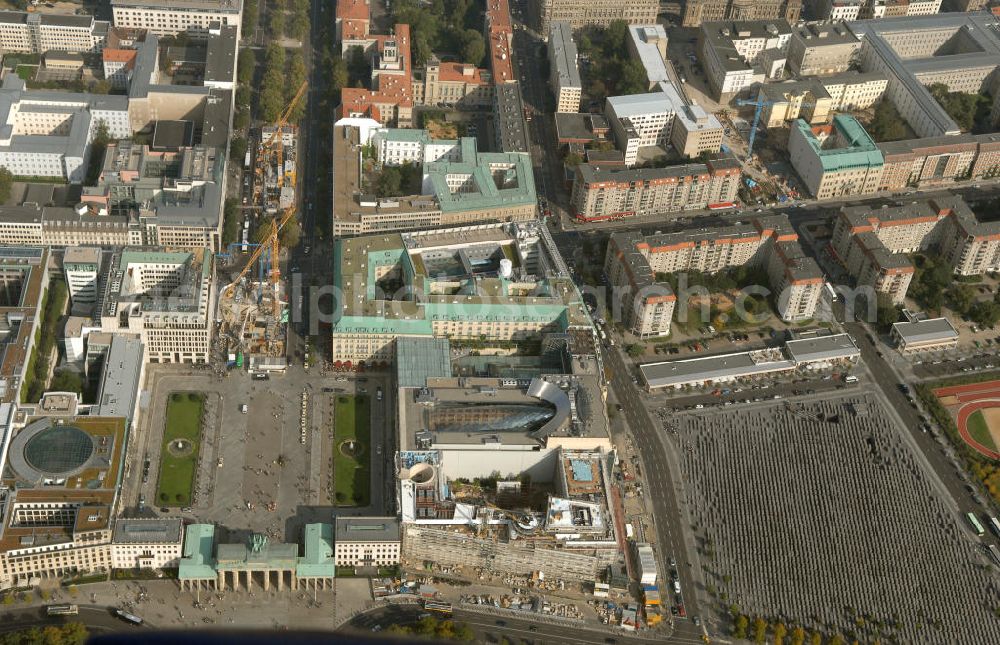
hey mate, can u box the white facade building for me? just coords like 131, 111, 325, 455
333, 517, 401, 568
111, 0, 243, 39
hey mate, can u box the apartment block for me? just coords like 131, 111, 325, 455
571, 157, 742, 222
604, 215, 823, 336
682, 0, 802, 28
788, 116, 884, 200
336, 0, 371, 48
0, 11, 109, 54
787, 22, 860, 77
534, 0, 659, 33
832, 195, 1000, 304
700, 20, 792, 100
548, 22, 582, 114
110, 0, 243, 40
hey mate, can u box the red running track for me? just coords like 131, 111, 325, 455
933, 380, 1000, 460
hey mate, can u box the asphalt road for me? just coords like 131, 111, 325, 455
0, 605, 149, 635
346, 604, 709, 645
845, 320, 992, 519
603, 347, 704, 642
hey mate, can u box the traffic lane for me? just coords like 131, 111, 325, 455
348, 604, 704, 645
846, 323, 975, 511
913, 354, 1000, 379
605, 348, 700, 620
0, 605, 151, 634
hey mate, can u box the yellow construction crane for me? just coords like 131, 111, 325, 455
254, 81, 308, 201
222, 206, 298, 317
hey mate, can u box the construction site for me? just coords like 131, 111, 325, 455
214, 83, 307, 365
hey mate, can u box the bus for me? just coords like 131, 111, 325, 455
824, 283, 838, 302
989, 544, 1000, 567
967, 512, 986, 537
989, 516, 1000, 538
114, 609, 144, 625
46, 604, 78, 616
424, 600, 453, 615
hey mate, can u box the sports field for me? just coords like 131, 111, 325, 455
156, 392, 205, 507
333, 395, 371, 507
966, 409, 1000, 452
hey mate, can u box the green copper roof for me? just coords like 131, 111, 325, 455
178, 523, 216, 580
793, 115, 883, 173
296, 523, 336, 578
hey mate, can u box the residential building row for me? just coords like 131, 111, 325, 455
604, 214, 824, 337
832, 195, 1000, 304
570, 157, 741, 221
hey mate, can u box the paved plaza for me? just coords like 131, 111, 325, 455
671, 393, 1000, 643
128, 365, 394, 545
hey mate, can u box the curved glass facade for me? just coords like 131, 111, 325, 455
427, 403, 556, 435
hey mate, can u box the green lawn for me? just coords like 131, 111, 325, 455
156, 393, 205, 507
333, 394, 371, 507
966, 410, 998, 452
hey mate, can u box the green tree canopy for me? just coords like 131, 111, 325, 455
460, 29, 485, 66
0, 167, 12, 203
237, 48, 256, 86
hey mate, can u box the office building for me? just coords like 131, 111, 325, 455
700, 20, 792, 100
891, 314, 959, 354
672, 103, 725, 158
821, 71, 888, 111
110, 518, 184, 571
111, 0, 243, 40
832, 195, 1000, 304
682, 0, 802, 28
604, 215, 823, 336
0, 416, 127, 589
605, 91, 677, 166
63, 247, 104, 313
334, 518, 401, 568
337, 24, 414, 127
411, 57, 491, 110
548, 22, 582, 114
787, 22, 860, 77
486, 0, 514, 86
628, 25, 671, 90
534, 0, 659, 33
332, 122, 535, 236
0, 11, 108, 54
330, 220, 590, 363
851, 13, 1000, 138
787, 116, 884, 199
0, 247, 48, 408
877, 133, 1000, 191
822, 0, 863, 20
758, 73, 887, 128
571, 157, 742, 222
0, 75, 130, 182
639, 332, 860, 390
94, 248, 215, 364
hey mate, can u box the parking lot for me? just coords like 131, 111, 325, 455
130, 365, 394, 542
